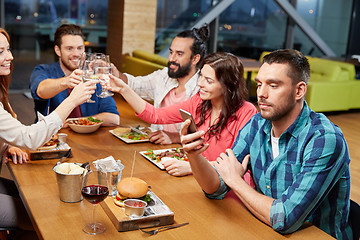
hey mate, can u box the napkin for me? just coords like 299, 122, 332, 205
92, 156, 124, 173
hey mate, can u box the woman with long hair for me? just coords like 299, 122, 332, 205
108, 52, 257, 176
0, 27, 96, 236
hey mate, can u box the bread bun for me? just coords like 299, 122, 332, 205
117, 177, 148, 199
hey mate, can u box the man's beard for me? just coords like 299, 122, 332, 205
168, 60, 192, 79
61, 58, 78, 72
259, 92, 296, 121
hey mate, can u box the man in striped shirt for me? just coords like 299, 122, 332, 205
180, 49, 352, 239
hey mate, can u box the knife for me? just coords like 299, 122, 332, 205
130, 126, 148, 136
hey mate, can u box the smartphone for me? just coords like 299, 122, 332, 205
179, 109, 198, 133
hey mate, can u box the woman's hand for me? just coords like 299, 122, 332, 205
162, 159, 192, 177
108, 74, 128, 93
149, 130, 180, 145
5, 147, 29, 164
67, 80, 97, 106
180, 119, 208, 156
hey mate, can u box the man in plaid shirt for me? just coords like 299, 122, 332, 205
180, 49, 352, 239
114, 25, 209, 145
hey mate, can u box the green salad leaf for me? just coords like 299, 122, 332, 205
87, 116, 103, 123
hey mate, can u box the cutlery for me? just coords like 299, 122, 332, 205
139, 222, 189, 235
130, 126, 148, 136
55, 149, 72, 166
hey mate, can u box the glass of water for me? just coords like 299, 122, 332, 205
94, 54, 114, 98
79, 52, 97, 103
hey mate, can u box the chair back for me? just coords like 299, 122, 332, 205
350, 199, 360, 240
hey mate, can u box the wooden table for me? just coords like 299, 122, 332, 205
6, 97, 333, 239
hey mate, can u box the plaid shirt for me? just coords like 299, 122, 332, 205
126, 68, 199, 130
208, 102, 352, 239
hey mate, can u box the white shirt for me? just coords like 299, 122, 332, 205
271, 130, 280, 159
0, 102, 63, 165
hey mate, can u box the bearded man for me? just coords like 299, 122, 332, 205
113, 24, 209, 145
30, 24, 119, 126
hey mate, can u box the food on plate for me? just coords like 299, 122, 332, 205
38, 134, 59, 150
55, 163, 85, 175
113, 177, 151, 207
120, 129, 148, 140
68, 117, 103, 126
113, 127, 131, 136
143, 148, 188, 162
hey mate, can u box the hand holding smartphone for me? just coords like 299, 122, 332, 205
179, 109, 198, 133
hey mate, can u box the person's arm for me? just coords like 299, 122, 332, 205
181, 115, 273, 224
108, 74, 147, 114
53, 81, 97, 121
0, 81, 97, 150
37, 69, 82, 99
215, 150, 274, 225
148, 130, 180, 144
91, 112, 120, 126
110, 63, 128, 84
179, 119, 220, 191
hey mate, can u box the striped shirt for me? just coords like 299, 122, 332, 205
208, 102, 352, 239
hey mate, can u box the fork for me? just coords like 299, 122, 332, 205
55, 149, 72, 166
139, 222, 189, 235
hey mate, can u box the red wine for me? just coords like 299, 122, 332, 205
81, 185, 109, 204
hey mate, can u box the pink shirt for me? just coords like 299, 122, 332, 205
160, 89, 187, 133
137, 93, 258, 162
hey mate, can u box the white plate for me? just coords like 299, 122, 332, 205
109, 129, 149, 144
139, 148, 187, 170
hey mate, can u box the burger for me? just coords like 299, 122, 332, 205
114, 177, 151, 207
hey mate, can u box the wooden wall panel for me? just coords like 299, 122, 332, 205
107, 0, 125, 70
122, 0, 157, 54
107, 0, 157, 69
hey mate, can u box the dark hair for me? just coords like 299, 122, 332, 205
0, 28, 16, 118
54, 24, 84, 48
196, 52, 247, 139
263, 49, 310, 84
176, 24, 210, 67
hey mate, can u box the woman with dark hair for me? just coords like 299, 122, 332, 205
108, 52, 257, 176
0, 27, 96, 235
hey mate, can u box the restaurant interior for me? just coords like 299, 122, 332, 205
1, 0, 360, 239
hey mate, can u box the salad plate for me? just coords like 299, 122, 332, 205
110, 126, 150, 143
139, 148, 188, 170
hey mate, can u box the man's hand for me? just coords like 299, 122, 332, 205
62, 69, 83, 89
149, 130, 180, 144
5, 147, 29, 164
180, 119, 208, 156
162, 159, 192, 176
214, 150, 249, 188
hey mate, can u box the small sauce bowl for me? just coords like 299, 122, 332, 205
123, 199, 147, 217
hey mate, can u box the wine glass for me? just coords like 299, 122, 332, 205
94, 53, 114, 98
81, 184, 109, 235
79, 52, 96, 103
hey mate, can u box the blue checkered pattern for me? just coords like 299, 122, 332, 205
213, 102, 352, 239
